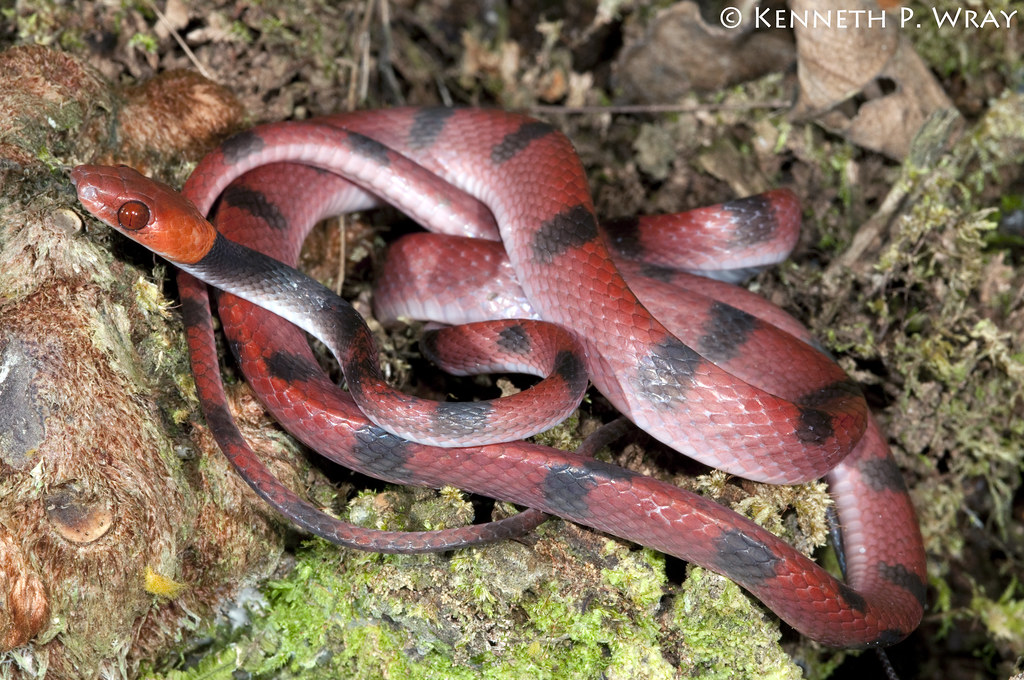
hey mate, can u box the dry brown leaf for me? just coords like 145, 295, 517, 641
613, 0, 794, 102
790, 0, 957, 159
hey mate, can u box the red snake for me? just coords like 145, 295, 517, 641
71, 107, 925, 648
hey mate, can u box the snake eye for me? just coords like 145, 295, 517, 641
117, 200, 151, 231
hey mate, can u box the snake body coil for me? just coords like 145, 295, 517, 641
72, 107, 926, 648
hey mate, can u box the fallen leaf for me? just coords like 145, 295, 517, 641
614, 0, 795, 102
790, 0, 957, 159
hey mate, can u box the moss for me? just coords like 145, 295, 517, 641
804, 89, 1024, 662
127, 32, 158, 54
673, 568, 802, 680
527, 410, 582, 453
876, 99, 1024, 542
146, 490, 804, 679
692, 471, 832, 557
517, 583, 673, 679
903, 0, 1024, 80
601, 543, 666, 610
969, 579, 1024, 653
4, 1, 72, 48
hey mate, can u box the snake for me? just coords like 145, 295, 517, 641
71, 107, 926, 648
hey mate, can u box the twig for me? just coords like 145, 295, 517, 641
145, 0, 213, 81
335, 215, 347, 297
349, 0, 377, 110
377, 0, 404, 104
529, 100, 792, 115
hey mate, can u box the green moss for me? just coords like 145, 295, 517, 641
528, 410, 582, 454
601, 543, 666, 610
518, 586, 674, 680
127, 32, 158, 54
970, 579, 1024, 651
903, 0, 1024, 79
152, 646, 239, 680
673, 568, 802, 680
5, 1, 66, 47
805, 89, 1024, 658
145, 490, 809, 680
878, 110, 1024, 548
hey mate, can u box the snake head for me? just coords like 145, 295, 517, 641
71, 164, 217, 265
